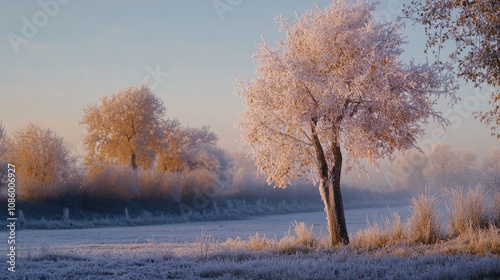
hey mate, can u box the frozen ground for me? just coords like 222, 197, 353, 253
8, 247, 500, 280
11, 206, 411, 256
4, 206, 499, 279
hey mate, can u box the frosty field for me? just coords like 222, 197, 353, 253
3, 205, 500, 279
14, 207, 410, 252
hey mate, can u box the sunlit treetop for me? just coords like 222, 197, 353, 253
81, 84, 176, 170
236, 0, 458, 187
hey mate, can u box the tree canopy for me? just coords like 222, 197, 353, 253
8, 123, 76, 200
403, 0, 500, 136
81, 84, 177, 170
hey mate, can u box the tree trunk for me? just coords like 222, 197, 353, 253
318, 146, 349, 246
311, 121, 349, 245
131, 152, 137, 170
319, 179, 349, 245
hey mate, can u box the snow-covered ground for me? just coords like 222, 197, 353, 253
4, 206, 499, 279
11, 247, 500, 280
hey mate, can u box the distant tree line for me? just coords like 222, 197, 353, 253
0, 85, 233, 205
388, 143, 500, 194
0, 84, 499, 216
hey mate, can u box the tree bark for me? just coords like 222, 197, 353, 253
311, 121, 349, 245
319, 174, 349, 245
131, 152, 137, 170
331, 145, 349, 245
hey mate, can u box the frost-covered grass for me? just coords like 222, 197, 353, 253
407, 193, 442, 244
351, 187, 500, 249
351, 211, 406, 249
494, 192, 500, 226
8, 190, 500, 279
8, 229, 500, 279
10, 230, 500, 280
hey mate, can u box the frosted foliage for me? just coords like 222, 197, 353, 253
236, 0, 457, 187
81, 84, 175, 170
388, 149, 427, 191
9, 123, 76, 199
175, 126, 220, 172
157, 126, 232, 189
404, 0, 499, 87
404, 1, 500, 135
424, 143, 478, 189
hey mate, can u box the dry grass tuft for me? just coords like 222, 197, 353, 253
447, 186, 489, 236
352, 211, 406, 249
407, 193, 442, 244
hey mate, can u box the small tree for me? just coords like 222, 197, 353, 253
9, 123, 76, 200
81, 84, 177, 170
424, 143, 479, 190
157, 126, 219, 173
157, 126, 232, 197
387, 149, 427, 192
423, 143, 456, 190
403, 1, 500, 136
236, 0, 457, 245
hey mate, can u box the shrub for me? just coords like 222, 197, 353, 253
247, 233, 273, 251
457, 223, 500, 255
292, 221, 316, 247
222, 222, 317, 254
407, 193, 442, 244
447, 186, 489, 236
352, 212, 405, 249
85, 164, 182, 202
493, 192, 500, 227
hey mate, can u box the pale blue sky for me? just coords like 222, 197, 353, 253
1, 0, 498, 185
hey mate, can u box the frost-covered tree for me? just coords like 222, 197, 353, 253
423, 143, 455, 190
403, 1, 500, 136
454, 148, 480, 187
8, 123, 77, 200
424, 143, 479, 190
157, 126, 232, 196
157, 126, 219, 173
81, 84, 177, 170
483, 147, 500, 193
387, 149, 427, 192
236, 0, 457, 245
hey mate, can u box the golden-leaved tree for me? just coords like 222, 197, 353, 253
81, 84, 178, 171
8, 123, 76, 200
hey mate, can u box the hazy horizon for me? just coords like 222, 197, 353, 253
2, 0, 498, 188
